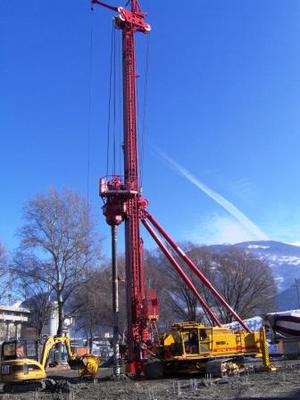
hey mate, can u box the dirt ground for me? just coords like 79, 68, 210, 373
1, 363, 300, 400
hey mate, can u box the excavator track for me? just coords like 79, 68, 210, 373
3, 378, 60, 393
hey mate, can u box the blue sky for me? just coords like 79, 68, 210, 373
1, 0, 300, 257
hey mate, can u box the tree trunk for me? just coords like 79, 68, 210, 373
56, 296, 64, 364
88, 336, 93, 354
57, 295, 64, 336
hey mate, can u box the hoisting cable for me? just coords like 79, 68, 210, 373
139, 33, 150, 186
116, 26, 123, 175
86, 19, 94, 203
106, 21, 115, 177
117, 29, 123, 175
112, 26, 117, 175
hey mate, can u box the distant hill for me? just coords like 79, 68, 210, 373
276, 285, 300, 311
211, 240, 300, 291
209, 240, 300, 310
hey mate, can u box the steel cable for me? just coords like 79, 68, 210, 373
106, 22, 115, 177
86, 24, 94, 203
140, 33, 151, 186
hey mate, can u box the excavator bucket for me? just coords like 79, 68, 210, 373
68, 355, 100, 377
68, 356, 86, 370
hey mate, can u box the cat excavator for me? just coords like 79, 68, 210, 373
0, 334, 99, 391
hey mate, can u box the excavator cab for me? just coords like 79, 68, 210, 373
2, 340, 39, 361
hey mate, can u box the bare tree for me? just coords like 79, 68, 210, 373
156, 244, 211, 323
13, 188, 101, 336
143, 244, 209, 323
0, 241, 10, 301
21, 288, 52, 337
71, 257, 128, 349
72, 268, 112, 351
152, 243, 276, 324
71, 251, 175, 344
211, 248, 276, 322
142, 248, 208, 326
72, 273, 104, 352
0, 242, 6, 265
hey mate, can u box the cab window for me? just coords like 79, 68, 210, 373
2, 342, 16, 358
199, 329, 211, 352
183, 329, 199, 354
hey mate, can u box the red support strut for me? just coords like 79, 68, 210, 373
141, 218, 222, 327
144, 212, 251, 333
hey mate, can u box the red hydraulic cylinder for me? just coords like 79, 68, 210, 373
141, 218, 222, 327
144, 212, 251, 333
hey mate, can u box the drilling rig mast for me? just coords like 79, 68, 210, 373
93, 0, 253, 377
92, 0, 157, 375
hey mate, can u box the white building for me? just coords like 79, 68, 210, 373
0, 304, 30, 340
41, 302, 73, 336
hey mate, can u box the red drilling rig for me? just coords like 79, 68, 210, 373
92, 0, 251, 376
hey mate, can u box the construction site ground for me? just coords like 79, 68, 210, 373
0, 360, 300, 400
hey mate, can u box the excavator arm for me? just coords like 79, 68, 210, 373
40, 335, 99, 377
40, 335, 73, 369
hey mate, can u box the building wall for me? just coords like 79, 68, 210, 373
0, 305, 30, 340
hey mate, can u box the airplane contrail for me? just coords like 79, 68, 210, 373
159, 152, 269, 241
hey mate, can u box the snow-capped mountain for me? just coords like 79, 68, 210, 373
234, 241, 300, 292
209, 240, 300, 310
211, 240, 300, 292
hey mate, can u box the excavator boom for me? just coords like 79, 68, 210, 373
40, 335, 99, 377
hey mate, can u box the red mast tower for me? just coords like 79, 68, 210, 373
92, 0, 156, 375
93, 0, 251, 376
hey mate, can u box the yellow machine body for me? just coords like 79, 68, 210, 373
0, 359, 46, 383
160, 322, 271, 374
163, 322, 264, 359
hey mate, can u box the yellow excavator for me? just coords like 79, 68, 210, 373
0, 334, 99, 391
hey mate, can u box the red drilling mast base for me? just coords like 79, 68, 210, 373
93, 0, 251, 376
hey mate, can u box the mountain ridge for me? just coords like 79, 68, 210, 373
208, 240, 300, 310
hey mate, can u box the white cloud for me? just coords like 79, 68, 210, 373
187, 214, 261, 245
159, 151, 269, 241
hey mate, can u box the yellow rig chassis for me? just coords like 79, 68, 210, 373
145, 322, 274, 378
